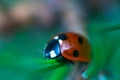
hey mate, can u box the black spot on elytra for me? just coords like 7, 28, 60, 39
73, 50, 79, 57
78, 37, 83, 44
59, 34, 67, 40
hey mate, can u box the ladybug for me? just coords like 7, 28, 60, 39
44, 32, 91, 63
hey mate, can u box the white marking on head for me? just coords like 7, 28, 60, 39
58, 39, 63, 45
50, 50, 57, 58
54, 36, 59, 40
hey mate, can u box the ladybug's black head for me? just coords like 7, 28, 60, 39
44, 39, 61, 59
44, 34, 68, 59
44, 38, 74, 64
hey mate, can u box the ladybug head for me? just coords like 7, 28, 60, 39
44, 39, 61, 58
44, 34, 68, 59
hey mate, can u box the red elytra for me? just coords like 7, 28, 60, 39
58, 32, 91, 62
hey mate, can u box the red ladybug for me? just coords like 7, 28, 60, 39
44, 32, 91, 63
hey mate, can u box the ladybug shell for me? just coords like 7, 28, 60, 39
58, 33, 91, 62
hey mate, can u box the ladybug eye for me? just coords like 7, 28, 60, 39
73, 50, 79, 57
78, 37, 83, 44
59, 34, 67, 40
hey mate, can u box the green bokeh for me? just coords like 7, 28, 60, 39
0, 1, 120, 80
0, 26, 71, 80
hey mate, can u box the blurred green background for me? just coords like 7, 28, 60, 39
0, 0, 120, 80
0, 25, 71, 80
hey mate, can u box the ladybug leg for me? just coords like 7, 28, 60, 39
56, 56, 66, 62
56, 56, 74, 64
66, 60, 74, 64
